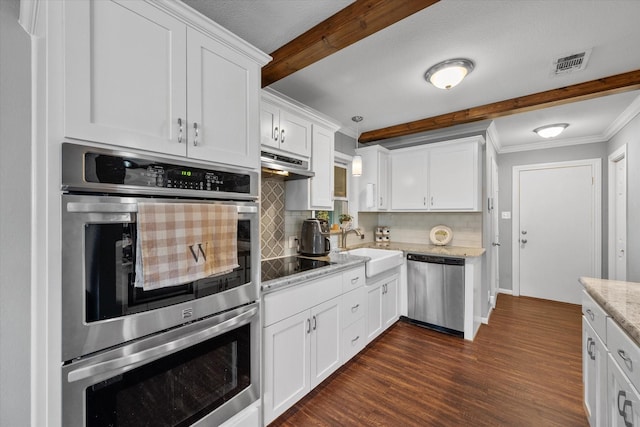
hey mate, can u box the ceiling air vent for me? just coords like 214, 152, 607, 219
552, 49, 591, 75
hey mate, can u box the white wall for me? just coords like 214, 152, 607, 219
497, 142, 608, 291
608, 112, 640, 281
0, 0, 32, 425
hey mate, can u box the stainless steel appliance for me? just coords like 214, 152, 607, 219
60, 143, 260, 426
261, 256, 333, 282
406, 253, 465, 336
299, 218, 331, 256
260, 150, 314, 180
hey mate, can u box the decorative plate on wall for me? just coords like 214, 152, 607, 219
430, 225, 453, 246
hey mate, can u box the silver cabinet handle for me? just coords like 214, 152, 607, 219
351, 277, 360, 284
430, 196, 434, 206
312, 315, 317, 331
379, 197, 383, 207
492, 242, 501, 247
280, 128, 285, 143
423, 196, 427, 206
306, 318, 311, 334
351, 304, 360, 313
177, 118, 183, 143
351, 335, 360, 344
521, 230, 528, 235
619, 390, 628, 416
521, 239, 528, 244
586, 337, 593, 358
619, 349, 633, 371
193, 122, 199, 146
589, 340, 596, 361
585, 308, 595, 321
273, 126, 279, 141
618, 390, 634, 427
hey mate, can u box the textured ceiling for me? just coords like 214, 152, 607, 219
185, 0, 640, 151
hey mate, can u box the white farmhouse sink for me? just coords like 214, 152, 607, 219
345, 248, 404, 277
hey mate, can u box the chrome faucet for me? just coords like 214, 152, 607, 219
340, 227, 363, 249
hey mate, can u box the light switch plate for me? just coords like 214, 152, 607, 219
288, 236, 298, 248
501, 211, 511, 219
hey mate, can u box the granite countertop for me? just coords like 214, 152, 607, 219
345, 241, 485, 258
261, 253, 368, 294
580, 277, 640, 345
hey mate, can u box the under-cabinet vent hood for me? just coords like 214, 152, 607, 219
260, 151, 314, 180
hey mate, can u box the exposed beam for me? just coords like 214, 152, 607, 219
359, 69, 640, 143
261, 0, 439, 88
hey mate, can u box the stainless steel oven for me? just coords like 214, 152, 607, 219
62, 303, 260, 427
60, 143, 261, 426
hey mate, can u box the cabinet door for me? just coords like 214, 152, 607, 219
187, 28, 259, 168
309, 125, 335, 209
428, 143, 479, 211
65, 0, 186, 156
378, 151, 390, 209
279, 110, 311, 157
263, 310, 310, 424
382, 277, 399, 329
310, 297, 341, 388
584, 318, 608, 427
366, 284, 383, 343
608, 354, 640, 427
391, 149, 427, 209
260, 101, 280, 149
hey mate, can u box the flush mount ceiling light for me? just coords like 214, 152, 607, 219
424, 58, 474, 90
352, 116, 363, 177
533, 123, 569, 138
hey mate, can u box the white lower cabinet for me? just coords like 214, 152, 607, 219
366, 272, 399, 343
583, 317, 607, 427
608, 353, 640, 426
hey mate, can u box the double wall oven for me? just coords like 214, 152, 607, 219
60, 143, 260, 426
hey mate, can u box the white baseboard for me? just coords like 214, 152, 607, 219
498, 288, 513, 296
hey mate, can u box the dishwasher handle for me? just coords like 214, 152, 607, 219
407, 253, 464, 266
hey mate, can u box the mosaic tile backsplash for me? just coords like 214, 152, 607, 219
261, 177, 285, 259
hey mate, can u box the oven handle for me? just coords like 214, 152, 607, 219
66, 202, 258, 214
66, 305, 258, 383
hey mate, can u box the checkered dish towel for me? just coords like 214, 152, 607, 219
134, 203, 239, 291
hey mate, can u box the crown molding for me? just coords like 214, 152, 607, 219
19, 0, 39, 36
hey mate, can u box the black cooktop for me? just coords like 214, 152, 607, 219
261, 256, 333, 282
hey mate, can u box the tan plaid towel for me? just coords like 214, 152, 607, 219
134, 203, 238, 291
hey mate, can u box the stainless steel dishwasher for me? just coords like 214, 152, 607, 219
406, 253, 464, 336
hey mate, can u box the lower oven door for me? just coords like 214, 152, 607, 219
62, 302, 260, 427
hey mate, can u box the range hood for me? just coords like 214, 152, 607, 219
261, 150, 314, 180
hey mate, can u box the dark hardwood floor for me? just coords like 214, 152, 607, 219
270, 294, 588, 426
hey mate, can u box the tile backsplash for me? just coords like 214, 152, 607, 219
262, 177, 483, 259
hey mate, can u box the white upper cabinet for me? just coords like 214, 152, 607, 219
260, 100, 312, 158
356, 145, 390, 212
390, 148, 428, 209
64, 0, 268, 169
428, 142, 480, 211
389, 137, 482, 212
285, 124, 335, 210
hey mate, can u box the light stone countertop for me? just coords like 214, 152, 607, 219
260, 253, 368, 294
345, 241, 486, 258
580, 276, 640, 345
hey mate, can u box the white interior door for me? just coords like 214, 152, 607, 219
513, 160, 601, 304
609, 145, 627, 281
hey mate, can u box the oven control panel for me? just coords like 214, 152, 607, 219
63, 143, 257, 195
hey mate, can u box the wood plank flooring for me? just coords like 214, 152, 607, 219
270, 294, 588, 426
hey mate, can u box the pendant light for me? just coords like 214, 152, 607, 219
352, 116, 363, 177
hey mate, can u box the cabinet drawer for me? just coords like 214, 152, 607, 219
263, 273, 342, 327
608, 353, 640, 427
608, 317, 640, 392
583, 290, 609, 344
342, 317, 366, 363
342, 266, 365, 293
341, 286, 366, 327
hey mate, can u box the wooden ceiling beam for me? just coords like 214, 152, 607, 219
359, 69, 640, 143
261, 0, 439, 88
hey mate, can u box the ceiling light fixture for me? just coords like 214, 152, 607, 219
351, 116, 363, 177
533, 123, 569, 138
424, 58, 474, 90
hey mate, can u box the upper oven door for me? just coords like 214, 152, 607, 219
61, 193, 259, 362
